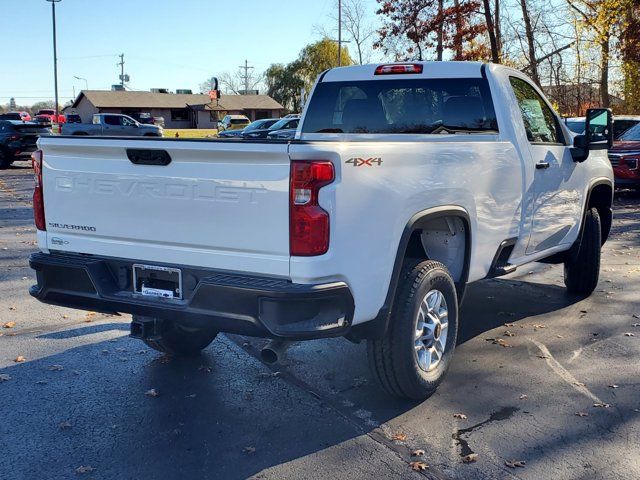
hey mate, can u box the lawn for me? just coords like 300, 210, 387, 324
163, 128, 218, 138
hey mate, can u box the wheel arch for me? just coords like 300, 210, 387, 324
347, 206, 472, 341
586, 180, 613, 245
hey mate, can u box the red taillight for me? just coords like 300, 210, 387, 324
32, 150, 46, 231
290, 161, 334, 256
8, 134, 20, 141
374, 63, 424, 75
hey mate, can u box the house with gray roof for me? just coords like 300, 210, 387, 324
67, 89, 285, 128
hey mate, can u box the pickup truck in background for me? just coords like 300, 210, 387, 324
29, 62, 613, 400
61, 113, 163, 136
34, 109, 65, 125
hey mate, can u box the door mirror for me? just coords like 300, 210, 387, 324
585, 108, 613, 149
571, 108, 612, 162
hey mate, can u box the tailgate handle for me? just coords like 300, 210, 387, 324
126, 149, 172, 166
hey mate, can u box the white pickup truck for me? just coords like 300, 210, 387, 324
29, 62, 614, 400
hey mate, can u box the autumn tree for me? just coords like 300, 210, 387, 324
265, 63, 305, 112
375, 0, 489, 61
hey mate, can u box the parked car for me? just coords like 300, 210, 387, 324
217, 114, 250, 132
29, 61, 614, 401
218, 118, 280, 138
242, 117, 299, 139
61, 114, 163, 136
283, 113, 301, 118
34, 109, 65, 125
0, 112, 23, 121
266, 128, 296, 140
6, 111, 31, 122
65, 114, 82, 124
0, 120, 51, 168
565, 115, 640, 139
608, 121, 640, 189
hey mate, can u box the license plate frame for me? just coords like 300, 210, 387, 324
132, 264, 183, 300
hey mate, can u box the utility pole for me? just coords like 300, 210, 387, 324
338, 0, 342, 66
238, 59, 254, 94
46, 0, 62, 124
118, 53, 125, 87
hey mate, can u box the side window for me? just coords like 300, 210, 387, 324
122, 116, 135, 127
509, 77, 560, 144
104, 115, 121, 126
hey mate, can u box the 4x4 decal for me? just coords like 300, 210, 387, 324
345, 157, 383, 167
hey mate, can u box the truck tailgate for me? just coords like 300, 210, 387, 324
38, 137, 291, 277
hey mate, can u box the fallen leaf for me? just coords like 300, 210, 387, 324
0, 374, 11, 382
75, 466, 94, 474
145, 389, 159, 397
532, 324, 546, 329
8, 306, 16, 311
609, 384, 619, 389
409, 461, 429, 471
411, 449, 425, 457
3, 321, 16, 328
537, 354, 549, 359
505, 460, 526, 468
624, 332, 635, 337
462, 453, 478, 463
503, 331, 515, 337
59, 421, 73, 429
573, 381, 585, 387
503, 323, 515, 327
556, 334, 564, 338
486, 338, 512, 348
243, 446, 256, 454
14, 355, 26, 363
519, 394, 528, 400
391, 432, 407, 442
62, 314, 69, 319
576, 412, 589, 417
48, 365, 64, 371
453, 413, 468, 419
593, 403, 610, 408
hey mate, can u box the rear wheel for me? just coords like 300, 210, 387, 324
367, 260, 459, 400
564, 207, 601, 295
135, 316, 218, 356
0, 149, 13, 169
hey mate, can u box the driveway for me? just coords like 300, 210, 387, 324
1, 161, 639, 479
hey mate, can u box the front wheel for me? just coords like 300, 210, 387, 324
0, 149, 13, 169
368, 260, 459, 400
564, 207, 601, 295
135, 316, 218, 356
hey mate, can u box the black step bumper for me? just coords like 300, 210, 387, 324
29, 252, 354, 340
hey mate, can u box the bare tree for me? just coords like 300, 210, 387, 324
482, 0, 500, 62
318, 0, 376, 64
520, 0, 541, 85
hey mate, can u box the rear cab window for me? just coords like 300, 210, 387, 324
301, 78, 498, 135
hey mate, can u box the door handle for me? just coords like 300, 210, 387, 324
536, 161, 550, 169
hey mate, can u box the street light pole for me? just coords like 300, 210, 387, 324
338, 0, 342, 66
73, 76, 88, 91
46, 0, 62, 124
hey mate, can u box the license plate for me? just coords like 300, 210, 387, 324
133, 264, 182, 299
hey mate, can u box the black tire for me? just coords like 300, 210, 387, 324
0, 149, 13, 169
367, 260, 459, 400
564, 207, 601, 295
136, 316, 218, 356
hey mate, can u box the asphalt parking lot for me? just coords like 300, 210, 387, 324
1, 160, 639, 480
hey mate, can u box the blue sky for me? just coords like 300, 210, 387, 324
0, 0, 380, 105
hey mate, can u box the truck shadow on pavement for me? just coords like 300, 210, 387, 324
1, 270, 638, 480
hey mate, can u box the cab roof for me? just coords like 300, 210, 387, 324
321, 61, 487, 82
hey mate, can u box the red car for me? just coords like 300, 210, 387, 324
34, 109, 66, 125
609, 122, 640, 189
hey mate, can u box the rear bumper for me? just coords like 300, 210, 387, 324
29, 252, 354, 340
